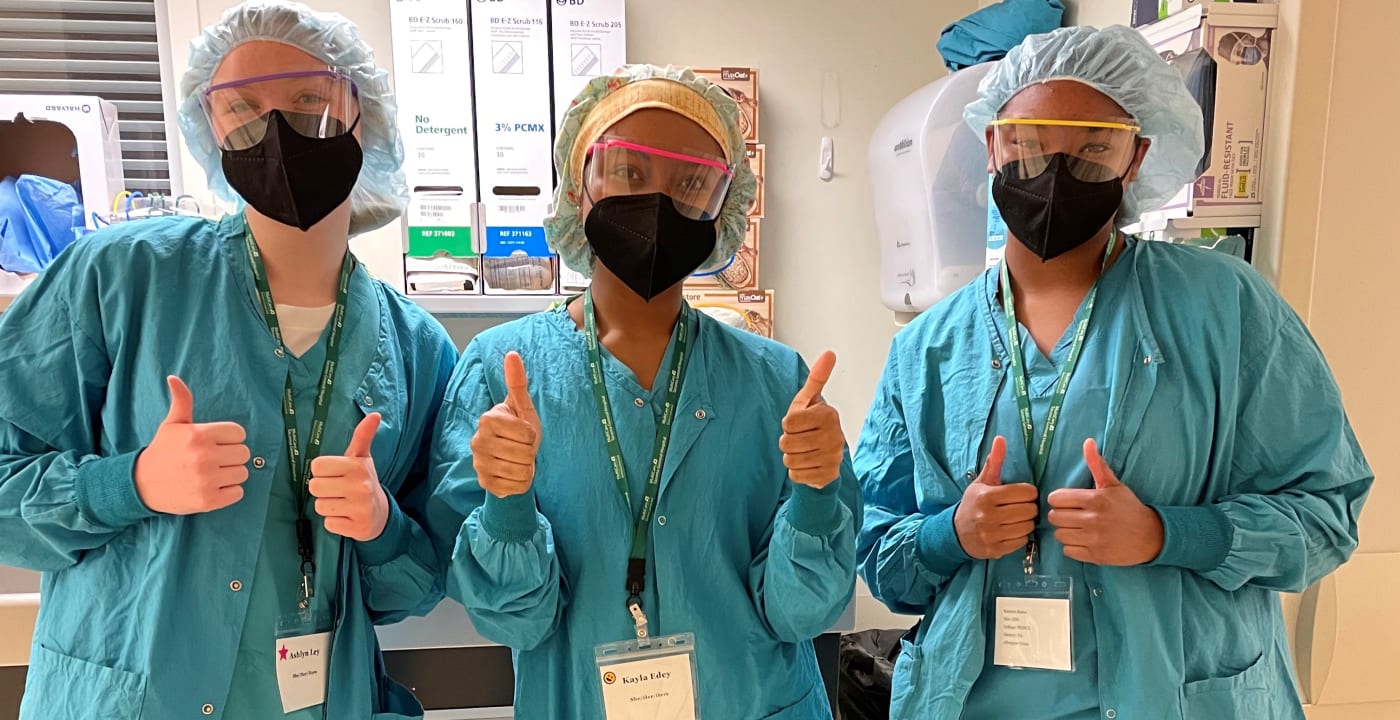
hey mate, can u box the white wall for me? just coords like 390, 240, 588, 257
1059, 0, 1131, 28
1267, 4, 1400, 715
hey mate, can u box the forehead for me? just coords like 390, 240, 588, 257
601, 108, 724, 158
212, 41, 327, 87
999, 80, 1132, 122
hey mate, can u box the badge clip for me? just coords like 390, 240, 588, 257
628, 600, 649, 640
299, 558, 316, 611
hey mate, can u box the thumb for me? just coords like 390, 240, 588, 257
975, 435, 1007, 486
163, 376, 194, 425
345, 413, 381, 458
503, 352, 537, 423
1084, 438, 1122, 489
791, 351, 837, 411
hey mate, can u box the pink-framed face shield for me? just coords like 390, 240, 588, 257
583, 138, 734, 221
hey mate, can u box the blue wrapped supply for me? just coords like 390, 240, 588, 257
0, 174, 84, 274
936, 0, 1065, 71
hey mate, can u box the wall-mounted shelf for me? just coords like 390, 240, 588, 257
409, 293, 566, 319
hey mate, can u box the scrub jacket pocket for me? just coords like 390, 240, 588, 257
1179, 651, 1273, 719
21, 644, 147, 719
889, 638, 925, 719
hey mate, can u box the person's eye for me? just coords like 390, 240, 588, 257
609, 165, 644, 183
296, 92, 328, 106
1080, 143, 1113, 155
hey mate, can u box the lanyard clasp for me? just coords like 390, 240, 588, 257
628, 600, 649, 640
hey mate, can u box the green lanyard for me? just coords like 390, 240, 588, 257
581, 290, 691, 631
244, 224, 354, 610
1000, 231, 1116, 575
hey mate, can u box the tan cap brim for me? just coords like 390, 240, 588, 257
569, 78, 731, 189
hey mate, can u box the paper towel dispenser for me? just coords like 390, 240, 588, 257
868, 63, 993, 317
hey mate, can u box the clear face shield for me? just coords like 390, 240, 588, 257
990, 118, 1142, 183
583, 138, 734, 221
201, 68, 361, 151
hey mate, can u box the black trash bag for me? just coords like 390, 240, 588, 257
837, 627, 913, 720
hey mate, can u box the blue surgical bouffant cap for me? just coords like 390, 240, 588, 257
178, 0, 406, 236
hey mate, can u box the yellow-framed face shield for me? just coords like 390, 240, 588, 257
990, 118, 1142, 183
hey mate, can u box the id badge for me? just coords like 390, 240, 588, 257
993, 575, 1074, 672
274, 610, 333, 713
595, 632, 701, 720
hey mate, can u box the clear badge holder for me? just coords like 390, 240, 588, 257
595, 631, 701, 720
993, 574, 1075, 673
274, 608, 334, 713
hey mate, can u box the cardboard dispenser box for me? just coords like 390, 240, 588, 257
388, 1, 482, 293
548, 0, 627, 295
1138, 3, 1276, 228
550, 0, 627, 130
402, 191, 480, 295
693, 68, 759, 143
684, 289, 773, 339
0, 95, 122, 229
472, 0, 559, 295
689, 219, 760, 290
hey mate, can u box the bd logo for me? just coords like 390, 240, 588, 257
603, 671, 617, 685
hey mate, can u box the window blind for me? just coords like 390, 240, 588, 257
0, 0, 171, 195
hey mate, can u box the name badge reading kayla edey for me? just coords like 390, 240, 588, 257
596, 632, 701, 719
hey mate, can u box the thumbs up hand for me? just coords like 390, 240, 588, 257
471, 352, 541, 499
779, 352, 846, 490
954, 436, 1040, 559
310, 413, 389, 542
134, 376, 252, 515
1047, 439, 1164, 566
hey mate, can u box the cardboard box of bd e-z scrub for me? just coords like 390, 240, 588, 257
550, 0, 626, 130
1138, 3, 1275, 227
684, 289, 774, 339
693, 67, 759, 143
550, 0, 626, 297
472, 0, 559, 295
387, 1, 482, 292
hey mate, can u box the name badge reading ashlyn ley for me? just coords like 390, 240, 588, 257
275, 631, 331, 712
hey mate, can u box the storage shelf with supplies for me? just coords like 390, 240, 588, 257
409, 293, 566, 318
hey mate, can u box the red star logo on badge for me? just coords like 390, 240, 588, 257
279, 645, 289, 661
